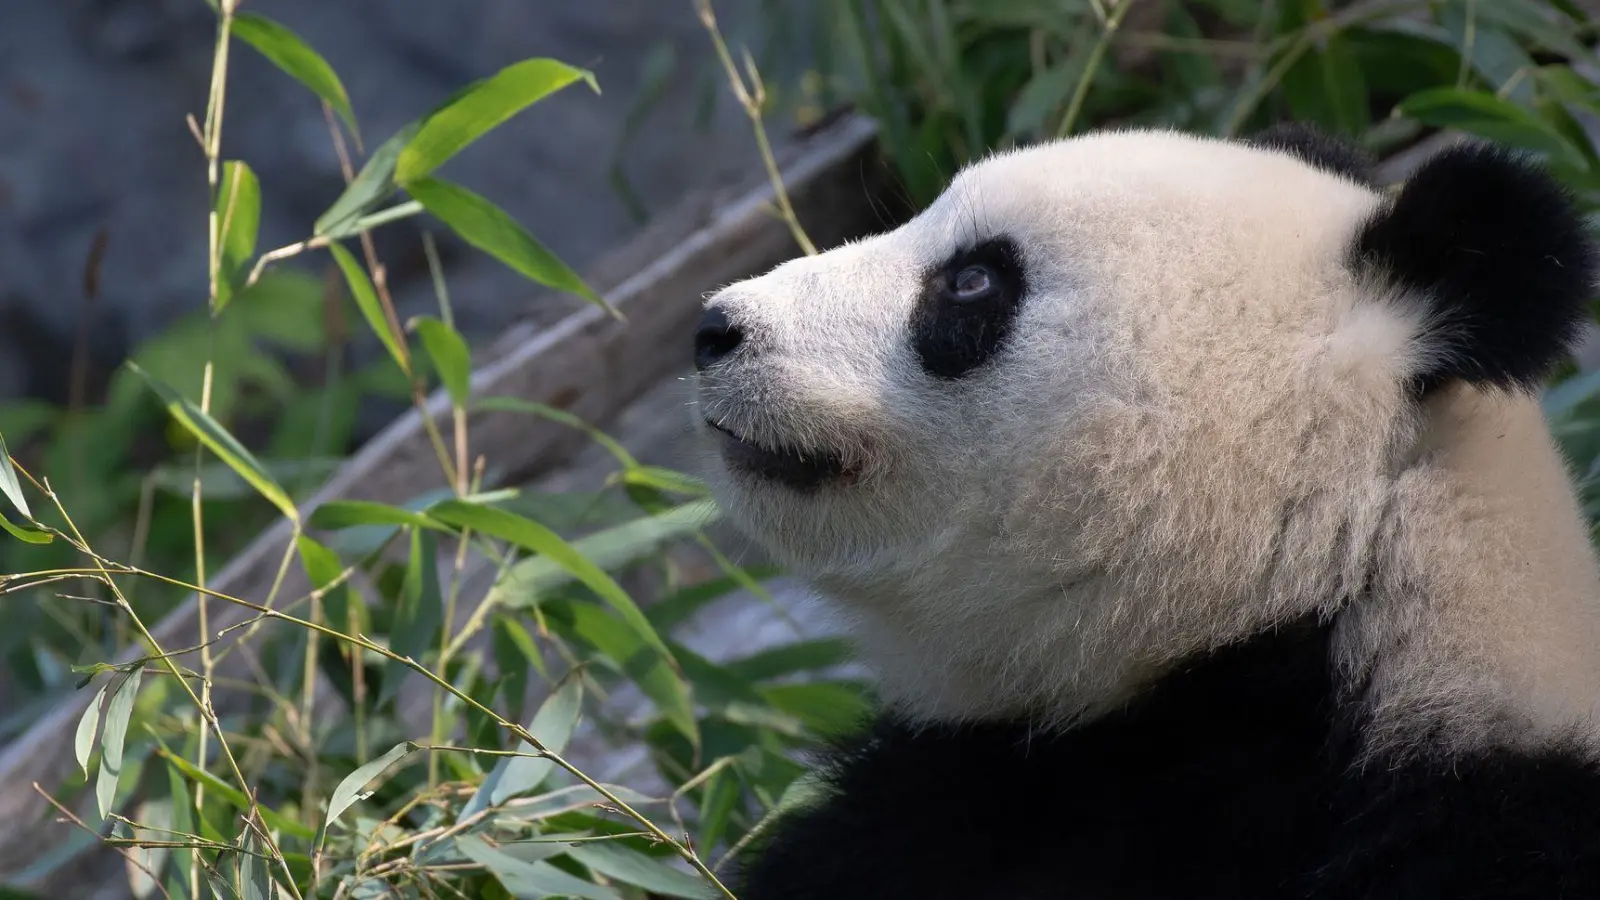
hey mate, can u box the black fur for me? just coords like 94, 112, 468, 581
911, 237, 1028, 379
1351, 142, 1598, 394
1249, 122, 1377, 185
730, 617, 1600, 899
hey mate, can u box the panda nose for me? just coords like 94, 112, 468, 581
694, 306, 745, 371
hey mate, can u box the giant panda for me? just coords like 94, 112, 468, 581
687, 123, 1600, 898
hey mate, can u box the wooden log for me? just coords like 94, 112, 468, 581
0, 111, 886, 891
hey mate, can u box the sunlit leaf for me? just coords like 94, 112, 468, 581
233, 13, 358, 138
0, 515, 53, 545
406, 177, 608, 312
97, 668, 143, 820
0, 432, 32, 519
490, 499, 717, 611
314, 122, 420, 238
413, 316, 472, 407
396, 58, 594, 183
214, 160, 261, 311
128, 363, 298, 521
328, 242, 409, 374
74, 682, 107, 779
314, 741, 421, 860
307, 499, 444, 532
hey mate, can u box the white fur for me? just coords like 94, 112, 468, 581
691, 129, 1600, 758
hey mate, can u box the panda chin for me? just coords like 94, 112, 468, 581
705, 420, 849, 492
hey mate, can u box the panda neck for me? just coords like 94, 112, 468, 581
1336, 383, 1600, 759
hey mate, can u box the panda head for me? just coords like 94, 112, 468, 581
690, 125, 1600, 735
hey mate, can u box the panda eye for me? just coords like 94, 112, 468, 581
952, 265, 994, 300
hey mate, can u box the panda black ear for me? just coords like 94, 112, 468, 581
1353, 142, 1597, 394
1248, 122, 1376, 185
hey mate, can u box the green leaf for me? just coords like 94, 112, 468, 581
724, 639, 855, 683
159, 751, 318, 840
1280, 33, 1368, 136
237, 826, 271, 900
0, 515, 53, 545
457, 835, 623, 900
214, 161, 261, 311
619, 466, 710, 497
543, 599, 697, 745
328, 242, 409, 374
296, 534, 353, 635
406, 177, 609, 312
1439, 4, 1535, 104
379, 528, 443, 709
396, 58, 593, 183
1475, 0, 1593, 62
308, 499, 444, 532
1398, 88, 1588, 168
96, 668, 143, 820
0, 432, 32, 519
760, 681, 871, 737
432, 500, 674, 659
475, 396, 637, 468
314, 122, 420, 237
74, 682, 107, 779
490, 499, 718, 611
128, 363, 298, 521
567, 843, 718, 899
460, 673, 583, 820
413, 316, 472, 407
314, 741, 421, 860
232, 13, 358, 138
1536, 65, 1600, 117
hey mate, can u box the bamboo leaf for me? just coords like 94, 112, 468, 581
413, 316, 472, 407
406, 177, 609, 312
128, 363, 298, 521
461, 674, 583, 821
307, 499, 444, 532
0, 432, 32, 519
490, 499, 718, 611
215, 160, 261, 311
74, 682, 107, 779
457, 835, 623, 900
543, 598, 697, 746
96, 668, 143, 820
328, 242, 408, 374
429, 500, 672, 663
378, 528, 442, 710
567, 843, 718, 899
396, 58, 594, 183
1399, 87, 1588, 168
314, 741, 421, 860
159, 750, 318, 840
233, 13, 358, 138
314, 122, 419, 238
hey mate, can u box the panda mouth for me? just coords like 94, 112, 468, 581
706, 420, 850, 491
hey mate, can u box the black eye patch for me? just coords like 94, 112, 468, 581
910, 237, 1028, 379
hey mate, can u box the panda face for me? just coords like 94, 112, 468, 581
695, 130, 1395, 577
689, 127, 1598, 728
